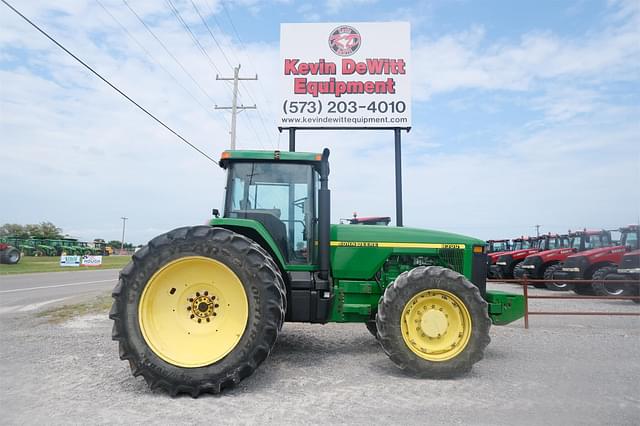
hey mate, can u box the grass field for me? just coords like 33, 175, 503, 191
0, 255, 131, 275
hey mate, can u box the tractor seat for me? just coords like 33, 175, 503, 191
230, 210, 289, 261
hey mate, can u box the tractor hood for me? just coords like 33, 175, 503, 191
566, 245, 625, 259
538, 247, 576, 260
488, 251, 510, 263
330, 224, 484, 247
624, 249, 640, 257
506, 248, 540, 259
329, 224, 485, 280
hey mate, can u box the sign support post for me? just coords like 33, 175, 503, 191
394, 128, 403, 227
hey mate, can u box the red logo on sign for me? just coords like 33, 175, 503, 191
329, 25, 361, 56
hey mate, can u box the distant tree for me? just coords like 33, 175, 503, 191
107, 240, 121, 248
0, 222, 63, 238
38, 222, 63, 238
0, 224, 29, 238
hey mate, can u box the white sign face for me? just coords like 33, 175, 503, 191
60, 255, 81, 267
81, 255, 103, 267
280, 22, 411, 128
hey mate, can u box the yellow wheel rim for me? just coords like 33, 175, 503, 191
400, 289, 472, 362
138, 256, 249, 368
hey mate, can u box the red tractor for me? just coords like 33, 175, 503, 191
486, 238, 519, 278
554, 225, 639, 295
0, 242, 21, 265
520, 230, 610, 291
491, 237, 541, 280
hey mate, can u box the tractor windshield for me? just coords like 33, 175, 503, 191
490, 241, 509, 252
621, 229, 639, 250
225, 162, 315, 264
583, 233, 610, 250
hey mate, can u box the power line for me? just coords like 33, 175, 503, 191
200, 0, 276, 149
121, 0, 220, 110
221, 2, 273, 108
190, 0, 234, 70
96, 0, 221, 122
220, 2, 275, 147
1, 0, 218, 165
166, 0, 226, 79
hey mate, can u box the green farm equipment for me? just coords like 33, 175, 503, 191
111, 149, 525, 396
33, 239, 57, 256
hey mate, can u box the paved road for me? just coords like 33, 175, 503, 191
0, 269, 118, 315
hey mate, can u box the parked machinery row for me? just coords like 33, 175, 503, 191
0, 237, 113, 257
486, 225, 639, 300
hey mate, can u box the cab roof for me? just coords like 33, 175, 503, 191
219, 150, 322, 168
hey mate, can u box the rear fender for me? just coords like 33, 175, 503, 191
209, 219, 288, 274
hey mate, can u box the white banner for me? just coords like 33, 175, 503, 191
280, 22, 411, 128
81, 255, 103, 267
60, 255, 81, 267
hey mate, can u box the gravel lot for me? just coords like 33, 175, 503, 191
0, 283, 638, 425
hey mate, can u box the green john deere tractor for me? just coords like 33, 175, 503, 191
111, 149, 524, 396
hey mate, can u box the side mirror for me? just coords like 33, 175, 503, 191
212, 208, 220, 218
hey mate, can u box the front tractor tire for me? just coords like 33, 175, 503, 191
376, 266, 491, 378
110, 226, 286, 397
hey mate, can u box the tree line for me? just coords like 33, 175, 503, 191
0, 223, 135, 248
0, 222, 63, 239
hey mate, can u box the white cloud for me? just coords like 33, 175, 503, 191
412, 3, 640, 99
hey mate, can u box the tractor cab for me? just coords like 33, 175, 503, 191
539, 233, 571, 251
222, 151, 319, 264
487, 239, 511, 253
512, 237, 537, 251
568, 229, 611, 251
619, 225, 639, 251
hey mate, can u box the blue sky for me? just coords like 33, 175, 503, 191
1, 0, 638, 243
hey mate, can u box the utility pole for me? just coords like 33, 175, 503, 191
535, 224, 541, 237
215, 65, 257, 149
120, 216, 128, 254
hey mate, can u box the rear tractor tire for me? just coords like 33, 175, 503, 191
592, 266, 632, 297
0, 247, 21, 265
543, 264, 573, 291
110, 226, 286, 397
376, 266, 491, 378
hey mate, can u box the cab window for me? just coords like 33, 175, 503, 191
225, 162, 315, 264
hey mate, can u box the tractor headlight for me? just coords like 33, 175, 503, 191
521, 265, 535, 269
496, 261, 507, 266
562, 267, 580, 272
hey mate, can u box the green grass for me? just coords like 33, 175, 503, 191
37, 293, 112, 323
0, 255, 131, 275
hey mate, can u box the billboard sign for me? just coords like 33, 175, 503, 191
280, 22, 411, 128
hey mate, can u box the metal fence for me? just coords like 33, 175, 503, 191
488, 276, 640, 329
